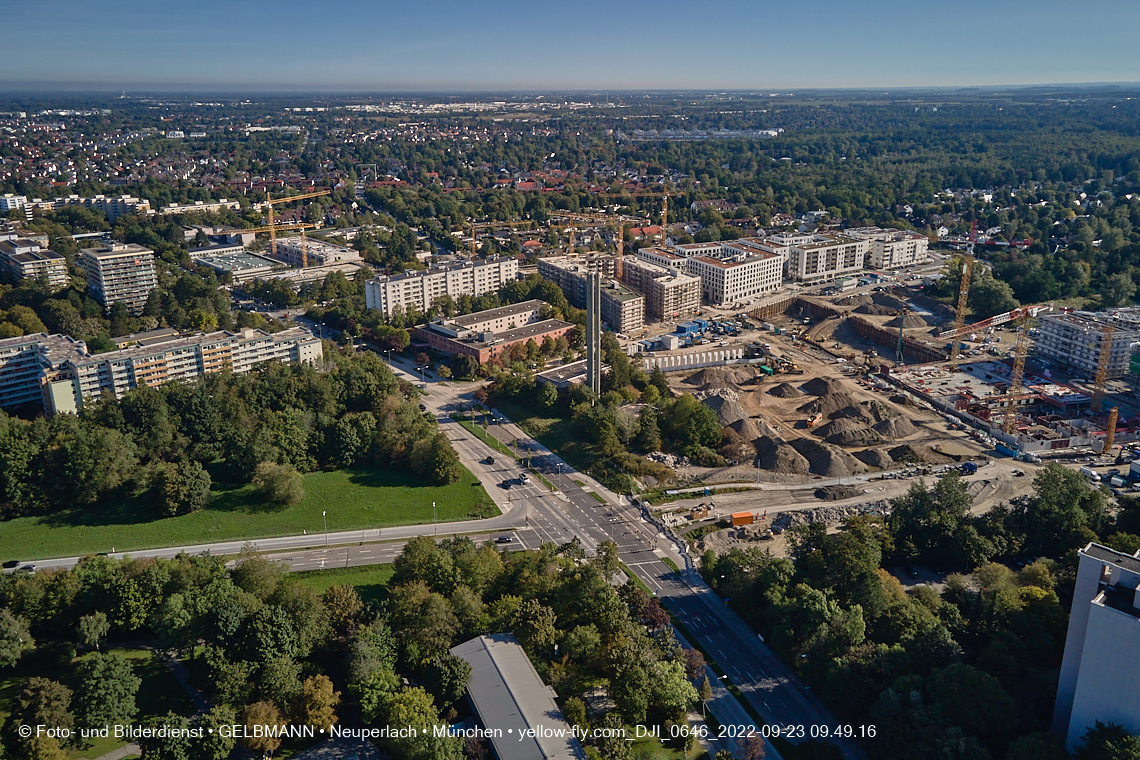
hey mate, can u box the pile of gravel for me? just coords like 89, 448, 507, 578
837, 294, 874, 307
815, 418, 882, 447
887, 443, 954, 464
854, 303, 896, 316
802, 376, 850, 396
873, 416, 918, 438
789, 438, 866, 477
855, 448, 895, 469
798, 392, 860, 417
885, 313, 929, 329
872, 292, 910, 311
756, 437, 811, 474
815, 484, 866, 501
767, 382, 804, 399
702, 395, 749, 427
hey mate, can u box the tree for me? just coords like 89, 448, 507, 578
194, 706, 238, 760
684, 648, 706, 680
252, 462, 305, 506
634, 406, 661, 452
240, 702, 283, 753
323, 585, 364, 635
699, 674, 713, 713
422, 653, 472, 711
410, 432, 461, 485
18, 678, 74, 739
562, 696, 590, 736
78, 612, 110, 651
512, 599, 558, 653
75, 652, 141, 725
158, 459, 212, 516
1074, 721, 1140, 760
139, 712, 191, 760
742, 734, 767, 760
258, 656, 302, 710
969, 274, 1019, 318
1006, 732, 1070, 760
596, 712, 631, 760
1101, 272, 1137, 308
382, 687, 463, 760
299, 674, 340, 730
0, 609, 34, 667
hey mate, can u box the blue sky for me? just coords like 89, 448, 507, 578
5, 0, 1140, 91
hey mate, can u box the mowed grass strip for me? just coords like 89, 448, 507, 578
0, 465, 497, 561
290, 563, 396, 604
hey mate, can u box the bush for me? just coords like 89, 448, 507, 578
252, 462, 305, 506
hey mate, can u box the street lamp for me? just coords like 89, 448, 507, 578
433, 501, 437, 536
557, 462, 562, 491
322, 511, 328, 547
416, 365, 427, 386
609, 517, 618, 542
382, 349, 393, 366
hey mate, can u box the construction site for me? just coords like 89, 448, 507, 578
642, 238, 1140, 559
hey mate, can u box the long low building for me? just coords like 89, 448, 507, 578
415, 317, 573, 364
0, 327, 322, 415
366, 256, 519, 318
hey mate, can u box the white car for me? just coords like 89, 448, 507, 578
520, 473, 530, 484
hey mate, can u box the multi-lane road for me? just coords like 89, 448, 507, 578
27, 354, 866, 760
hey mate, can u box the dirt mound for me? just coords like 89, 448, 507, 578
872, 292, 910, 311
854, 303, 896, 316
837, 294, 873, 307
756, 437, 811, 474
888, 443, 955, 464
873, 416, 918, 438
798, 392, 860, 417
889, 394, 917, 407
702, 395, 748, 427
832, 401, 894, 425
789, 438, 866, 477
814, 418, 882, 447
815, 485, 866, 501
801, 376, 850, 396
727, 417, 780, 444
855, 448, 894, 469
885, 313, 929, 329
767, 382, 804, 399
686, 366, 758, 388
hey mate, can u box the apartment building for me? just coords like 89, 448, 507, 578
1036, 312, 1140, 380
771, 232, 868, 283
622, 257, 701, 321
79, 243, 158, 314
159, 199, 242, 215
536, 256, 645, 333
0, 238, 69, 291
1053, 543, 1140, 750
414, 301, 574, 364
0, 333, 88, 411
270, 237, 361, 268
365, 256, 518, 318
685, 253, 784, 306
0, 194, 28, 212
635, 247, 689, 270
845, 227, 930, 269
44, 194, 153, 222
34, 327, 322, 415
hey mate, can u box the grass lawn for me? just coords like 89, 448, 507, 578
0, 465, 498, 561
452, 415, 517, 458
492, 399, 594, 472
0, 646, 194, 760
291, 563, 396, 604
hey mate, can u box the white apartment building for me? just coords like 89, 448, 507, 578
623, 256, 701, 321
0, 194, 28, 212
271, 237, 361, 268
1036, 312, 1140, 380
365, 256, 518, 318
0, 333, 88, 411
79, 243, 159, 314
1053, 543, 1140, 750
46, 194, 153, 222
686, 253, 784, 306
37, 327, 322, 415
772, 232, 868, 283
0, 238, 69, 291
160, 199, 242, 215
635, 247, 689, 269
846, 227, 931, 269
537, 256, 645, 333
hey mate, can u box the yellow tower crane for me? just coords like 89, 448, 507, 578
1003, 317, 1033, 435
264, 188, 331, 266
598, 190, 679, 277
1104, 406, 1120, 455
949, 222, 977, 371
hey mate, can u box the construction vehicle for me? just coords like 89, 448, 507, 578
807, 412, 823, 428
757, 365, 775, 376
960, 461, 978, 476
264, 189, 331, 265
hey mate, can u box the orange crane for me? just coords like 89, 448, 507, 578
1092, 322, 1116, 413
949, 222, 977, 370
1104, 406, 1120, 454
1003, 317, 1033, 434
264, 188, 331, 265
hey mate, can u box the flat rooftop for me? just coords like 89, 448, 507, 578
453, 299, 545, 327
486, 318, 572, 344
193, 250, 282, 272
1084, 542, 1140, 575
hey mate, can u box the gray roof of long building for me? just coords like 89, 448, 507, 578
452, 299, 546, 327
450, 634, 584, 760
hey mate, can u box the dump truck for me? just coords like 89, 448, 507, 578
960, 461, 978, 475
758, 365, 775, 376
807, 412, 824, 427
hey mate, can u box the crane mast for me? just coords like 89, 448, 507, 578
949, 222, 977, 370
